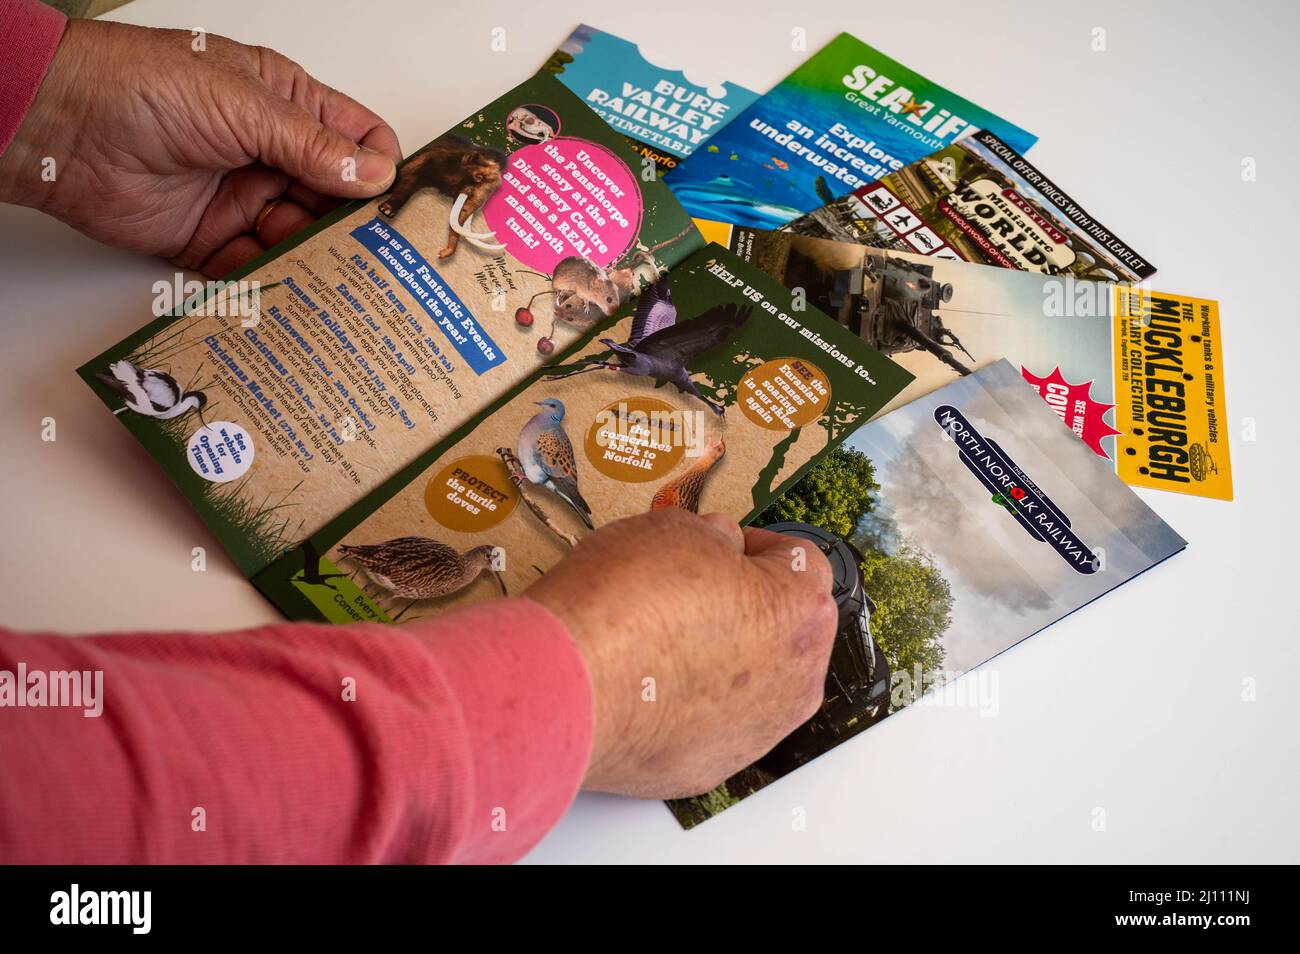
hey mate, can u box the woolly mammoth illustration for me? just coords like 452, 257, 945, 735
377, 133, 507, 260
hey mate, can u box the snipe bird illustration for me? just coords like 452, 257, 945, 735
543, 280, 754, 416
339, 536, 505, 620
517, 398, 594, 529
651, 438, 726, 513
96, 359, 208, 423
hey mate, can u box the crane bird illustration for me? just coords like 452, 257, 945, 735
95, 359, 209, 425
542, 280, 753, 416
517, 398, 594, 530
651, 438, 726, 513
338, 536, 506, 620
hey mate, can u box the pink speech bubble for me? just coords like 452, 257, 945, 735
483, 137, 643, 275
1021, 365, 1123, 459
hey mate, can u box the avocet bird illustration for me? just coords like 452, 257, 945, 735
95, 360, 208, 423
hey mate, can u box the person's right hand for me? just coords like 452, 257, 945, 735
526, 508, 837, 799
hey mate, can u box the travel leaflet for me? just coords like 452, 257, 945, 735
668, 359, 1187, 827
778, 127, 1155, 282
544, 24, 760, 175
248, 244, 913, 624
716, 229, 1232, 500
665, 33, 1036, 229
78, 71, 706, 577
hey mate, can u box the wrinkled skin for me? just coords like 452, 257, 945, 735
528, 509, 837, 798
0, 19, 401, 277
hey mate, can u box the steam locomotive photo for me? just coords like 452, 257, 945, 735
758, 522, 893, 776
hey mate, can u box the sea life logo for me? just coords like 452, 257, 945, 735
841, 65, 971, 142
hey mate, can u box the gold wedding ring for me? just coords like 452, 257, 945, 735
254, 199, 283, 236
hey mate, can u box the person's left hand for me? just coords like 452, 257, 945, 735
0, 19, 402, 277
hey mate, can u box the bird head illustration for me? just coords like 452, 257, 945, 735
191, 390, 211, 430
466, 545, 507, 596
700, 437, 726, 465
533, 398, 566, 423
597, 338, 641, 368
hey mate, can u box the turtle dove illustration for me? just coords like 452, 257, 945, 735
517, 398, 594, 529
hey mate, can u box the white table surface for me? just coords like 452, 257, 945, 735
1, 0, 1295, 863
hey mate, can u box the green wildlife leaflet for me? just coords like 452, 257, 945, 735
782, 128, 1156, 282
668, 359, 1186, 828
78, 70, 705, 578
666, 32, 1036, 229
543, 24, 760, 175
250, 245, 913, 625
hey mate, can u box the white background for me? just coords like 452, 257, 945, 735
0, 0, 1295, 863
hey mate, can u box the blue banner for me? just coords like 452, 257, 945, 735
350, 217, 503, 375
935, 404, 1099, 575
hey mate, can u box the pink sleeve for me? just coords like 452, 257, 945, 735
0, 599, 593, 864
0, 0, 67, 155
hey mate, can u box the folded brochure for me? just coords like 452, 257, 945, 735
79, 70, 708, 577
250, 245, 912, 623
665, 32, 1036, 229
712, 229, 1232, 500
668, 358, 1187, 827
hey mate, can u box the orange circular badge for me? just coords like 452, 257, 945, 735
584, 396, 687, 483
424, 455, 519, 532
737, 358, 831, 430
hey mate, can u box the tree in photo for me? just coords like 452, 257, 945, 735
754, 445, 878, 539
859, 539, 951, 687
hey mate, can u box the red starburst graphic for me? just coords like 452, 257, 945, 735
1021, 366, 1123, 459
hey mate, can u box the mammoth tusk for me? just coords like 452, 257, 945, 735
457, 222, 504, 241
452, 218, 503, 241
448, 194, 498, 239
459, 228, 507, 251
448, 193, 506, 250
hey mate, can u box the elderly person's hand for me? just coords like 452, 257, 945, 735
528, 509, 838, 799
0, 19, 400, 277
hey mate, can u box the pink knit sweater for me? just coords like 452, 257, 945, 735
0, 601, 594, 863
0, 0, 64, 154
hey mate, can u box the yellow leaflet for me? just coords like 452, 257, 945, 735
1112, 288, 1232, 500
